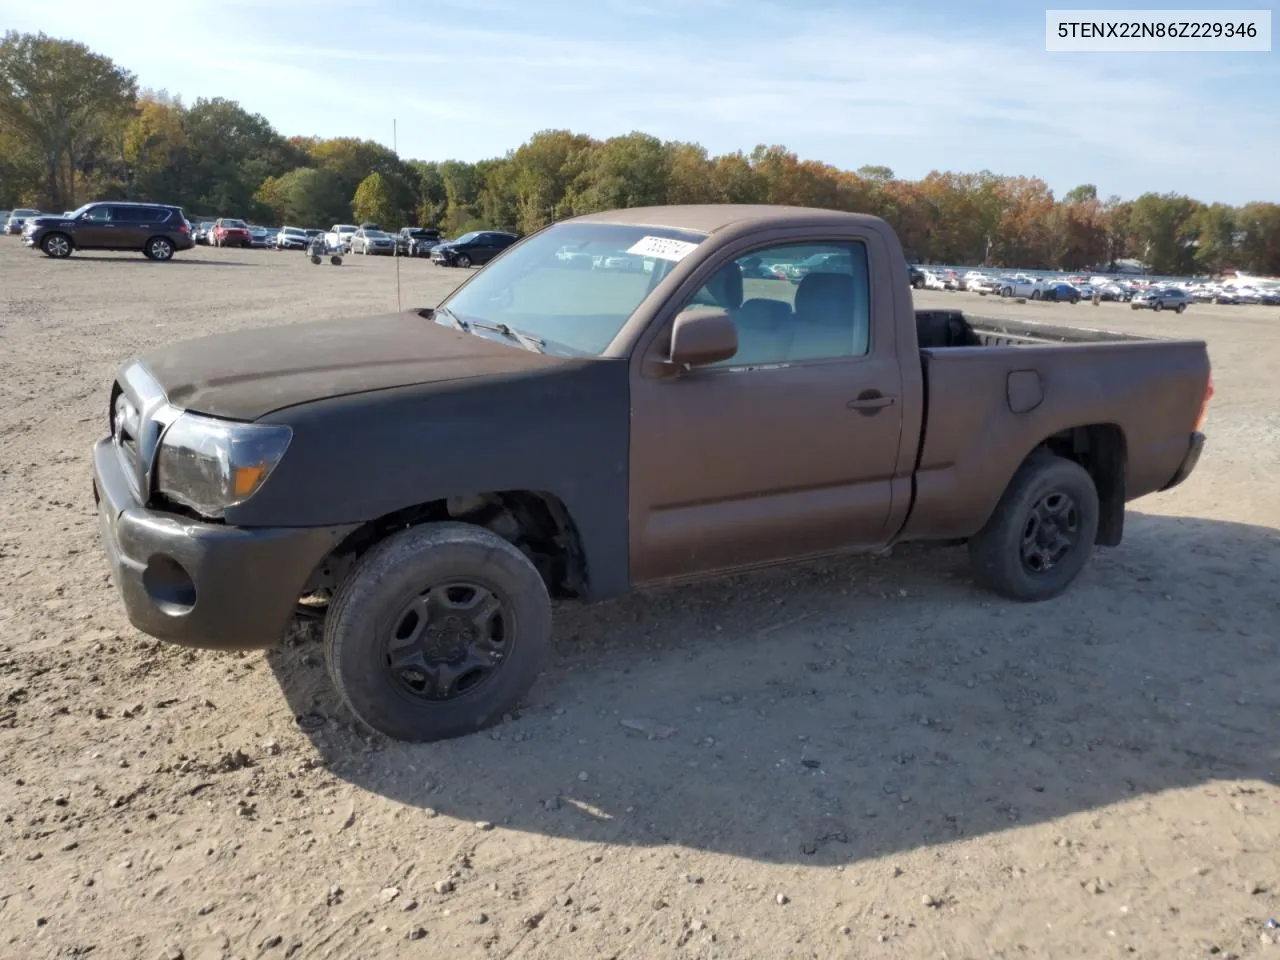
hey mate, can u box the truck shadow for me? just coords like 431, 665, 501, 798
266, 510, 1279, 867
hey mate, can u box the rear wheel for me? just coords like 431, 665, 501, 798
1153, 300, 1163, 312
1176, 303, 1186, 314
41, 232, 72, 259
325, 522, 553, 742
1070, 295, 1080, 304
967, 453, 1099, 602
144, 236, 174, 261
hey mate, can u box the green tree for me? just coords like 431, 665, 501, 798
182, 97, 298, 216
352, 171, 395, 226
0, 31, 137, 209
1191, 203, 1237, 275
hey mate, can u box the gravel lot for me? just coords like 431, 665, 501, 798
1, 241, 1278, 960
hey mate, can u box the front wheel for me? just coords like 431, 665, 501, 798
1152, 301, 1163, 312
1000, 287, 1012, 297
324, 522, 553, 742
1071, 295, 1080, 304
1030, 290, 1041, 300
310, 254, 322, 265
42, 232, 73, 259
967, 453, 1099, 602
456, 253, 472, 268
330, 255, 342, 266
1176, 303, 1186, 314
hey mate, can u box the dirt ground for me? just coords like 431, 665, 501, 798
1, 241, 1277, 960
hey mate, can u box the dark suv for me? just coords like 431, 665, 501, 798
25, 201, 194, 261
430, 230, 519, 268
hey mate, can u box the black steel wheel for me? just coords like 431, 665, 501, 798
324, 522, 552, 742
967, 453, 1099, 601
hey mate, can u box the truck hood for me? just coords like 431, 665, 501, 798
137, 310, 566, 420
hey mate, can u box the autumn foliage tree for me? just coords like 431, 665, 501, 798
2, 29, 1277, 276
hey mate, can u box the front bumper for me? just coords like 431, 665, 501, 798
1159, 431, 1205, 492
91, 439, 357, 650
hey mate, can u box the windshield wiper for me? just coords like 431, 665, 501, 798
470, 319, 545, 354
435, 304, 469, 332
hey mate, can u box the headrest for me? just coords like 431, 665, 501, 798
704, 263, 744, 311
795, 272, 855, 316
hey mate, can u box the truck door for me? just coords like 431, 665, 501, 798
628, 237, 906, 584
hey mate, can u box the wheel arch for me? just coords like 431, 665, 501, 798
301, 489, 590, 604
1018, 423, 1127, 546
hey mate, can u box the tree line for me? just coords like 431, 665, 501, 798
2, 30, 1278, 276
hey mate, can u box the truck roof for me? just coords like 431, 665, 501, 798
566, 204, 887, 235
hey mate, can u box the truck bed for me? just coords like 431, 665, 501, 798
897, 309, 1211, 543
915, 309, 1155, 349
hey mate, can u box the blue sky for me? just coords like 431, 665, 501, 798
4, 0, 1277, 204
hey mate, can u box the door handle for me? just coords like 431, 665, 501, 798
847, 392, 896, 412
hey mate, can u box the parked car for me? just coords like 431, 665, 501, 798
1096, 281, 1133, 302
430, 230, 519, 267
350, 228, 396, 255
1042, 282, 1082, 304
212, 218, 252, 248
907, 263, 925, 289
275, 226, 309, 250
998, 276, 1051, 299
89, 203, 1213, 743
6, 208, 41, 235
0, 210, 9, 227
1131, 287, 1191, 313
396, 227, 441, 256
193, 222, 214, 245
23, 201, 194, 261
325, 223, 358, 252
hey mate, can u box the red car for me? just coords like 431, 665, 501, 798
211, 218, 251, 248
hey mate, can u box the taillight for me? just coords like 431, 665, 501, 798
179, 223, 190, 233
1195, 375, 1213, 430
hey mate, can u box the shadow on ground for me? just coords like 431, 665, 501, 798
267, 511, 1280, 866
55, 255, 260, 267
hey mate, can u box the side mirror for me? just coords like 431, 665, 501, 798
668, 307, 739, 368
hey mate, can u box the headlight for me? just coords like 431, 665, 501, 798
154, 413, 292, 518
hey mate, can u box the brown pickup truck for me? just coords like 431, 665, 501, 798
91, 204, 1212, 742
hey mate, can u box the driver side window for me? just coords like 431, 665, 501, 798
84, 206, 112, 222
680, 241, 872, 366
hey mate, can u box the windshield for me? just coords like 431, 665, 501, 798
439, 221, 707, 356
337, 225, 356, 233
14, 208, 39, 216
223, 219, 246, 228
365, 230, 389, 238
454, 231, 481, 244
283, 227, 303, 235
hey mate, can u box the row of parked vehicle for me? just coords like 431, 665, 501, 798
189, 218, 521, 268
908, 264, 1280, 309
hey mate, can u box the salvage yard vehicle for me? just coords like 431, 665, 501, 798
91, 204, 1213, 743
24, 202, 195, 261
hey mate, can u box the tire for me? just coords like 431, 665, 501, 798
1130, 303, 1140, 310
1030, 290, 1041, 300
1000, 287, 1011, 297
967, 453, 1099, 602
456, 253, 472, 268
330, 256, 342, 266
311, 255, 322, 265
324, 522, 553, 742
1152, 301, 1163, 312
144, 236, 174, 261
1176, 303, 1186, 314
41, 232, 73, 259
1070, 295, 1080, 304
